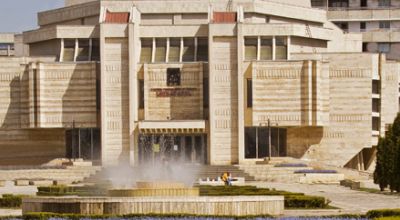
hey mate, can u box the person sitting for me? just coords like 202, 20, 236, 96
221, 172, 232, 186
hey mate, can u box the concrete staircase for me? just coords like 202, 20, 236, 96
0, 161, 101, 185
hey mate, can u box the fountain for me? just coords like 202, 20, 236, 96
22, 135, 285, 217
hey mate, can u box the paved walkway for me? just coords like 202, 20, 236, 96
252, 182, 400, 215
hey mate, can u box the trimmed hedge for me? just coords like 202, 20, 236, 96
377, 217, 400, 220
367, 209, 400, 218
199, 185, 330, 209
0, 194, 25, 208
37, 185, 108, 197
275, 163, 308, 168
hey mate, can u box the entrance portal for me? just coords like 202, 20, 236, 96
139, 134, 207, 165
65, 128, 101, 163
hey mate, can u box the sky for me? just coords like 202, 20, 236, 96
0, 0, 64, 33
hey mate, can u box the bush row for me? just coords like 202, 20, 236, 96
367, 209, 400, 218
0, 194, 24, 208
37, 185, 108, 197
198, 186, 329, 209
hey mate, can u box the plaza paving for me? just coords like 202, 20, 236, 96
252, 181, 400, 215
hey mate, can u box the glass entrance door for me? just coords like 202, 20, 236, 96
139, 134, 207, 165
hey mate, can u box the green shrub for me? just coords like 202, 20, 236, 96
284, 195, 328, 209
198, 185, 328, 209
376, 217, 400, 220
367, 209, 400, 218
0, 194, 25, 208
37, 185, 107, 197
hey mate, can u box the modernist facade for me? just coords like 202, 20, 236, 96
312, 0, 400, 60
0, 0, 399, 170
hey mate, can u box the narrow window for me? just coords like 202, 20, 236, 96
247, 79, 253, 108
140, 38, 153, 63
63, 39, 75, 62
197, 38, 209, 61
244, 37, 257, 60
372, 98, 381, 113
169, 38, 180, 63
203, 78, 209, 108
362, 43, 368, 52
372, 117, 380, 131
182, 38, 195, 62
91, 39, 100, 61
76, 39, 90, 61
372, 80, 381, 94
167, 68, 181, 86
360, 22, 366, 32
139, 80, 144, 109
361, 0, 367, 7
260, 37, 272, 60
275, 37, 288, 60
155, 38, 167, 62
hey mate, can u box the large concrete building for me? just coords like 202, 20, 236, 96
0, 0, 399, 171
312, 0, 400, 60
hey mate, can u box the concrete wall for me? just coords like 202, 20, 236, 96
34, 62, 98, 128
144, 63, 204, 120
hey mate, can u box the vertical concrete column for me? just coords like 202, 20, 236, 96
60, 38, 65, 62
257, 36, 261, 61
7, 45, 10, 56
74, 38, 79, 62
179, 37, 184, 63
287, 36, 291, 60
166, 38, 170, 63
237, 24, 245, 164
129, 8, 141, 166
151, 38, 156, 63
194, 37, 198, 62
88, 38, 93, 61
272, 36, 276, 61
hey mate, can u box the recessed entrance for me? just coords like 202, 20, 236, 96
65, 128, 101, 163
138, 134, 207, 164
245, 127, 287, 159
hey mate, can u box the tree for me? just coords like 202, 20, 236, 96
374, 112, 400, 192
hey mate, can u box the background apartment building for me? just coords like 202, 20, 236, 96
312, 0, 400, 60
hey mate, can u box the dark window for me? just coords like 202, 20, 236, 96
203, 78, 209, 108
361, 0, 367, 7
140, 38, 153, 63
91, 39, 100, 61
329, 0, 349, 7
334, 22, 349, 32
372, 117, 380, 131
372, 80, 381, 94
247, 79, 253, 108
167, 68, 181, 86
379, 0, 391, 7
76, 39, 90, 61
360, 22, 366, 31
139, 80, 144, 109
197, 38, 208, 61
362, 43, 368, 52
260, 37, 272, 60
244, 37, 257, 60
169, 38, 180, 62
276, 37, 288, 60
63, 39, 75, 62
155, 38, 167, 62
372, 98, 381, 112
182, 38, 195, 62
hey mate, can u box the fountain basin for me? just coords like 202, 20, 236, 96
136, 181, 185, 189
22, 196, 284, 216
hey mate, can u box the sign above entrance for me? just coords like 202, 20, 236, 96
151, 88, 196, 97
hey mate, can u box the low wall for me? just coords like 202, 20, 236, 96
23, 196, 284, 216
